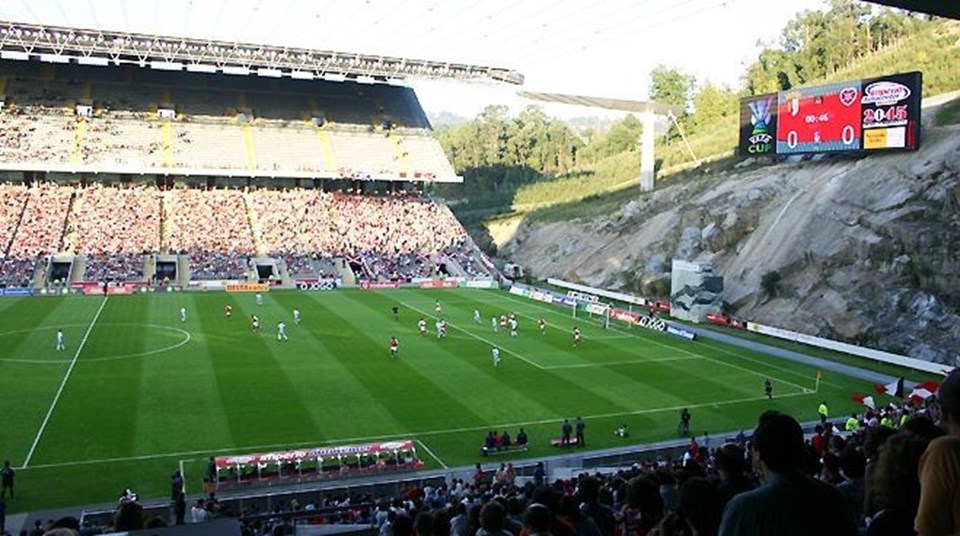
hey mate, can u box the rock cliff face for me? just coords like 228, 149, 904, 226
500, 126, 960, 365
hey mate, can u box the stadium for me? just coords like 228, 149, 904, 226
0, 1, 958, 535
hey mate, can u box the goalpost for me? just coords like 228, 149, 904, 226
572, 302, 612, 329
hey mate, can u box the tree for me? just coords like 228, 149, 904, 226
692, 83, 738, 132
649, 65, 696, 108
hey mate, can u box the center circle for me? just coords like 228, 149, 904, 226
0, 323, 192, 364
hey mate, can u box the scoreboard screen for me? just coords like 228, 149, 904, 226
738, 71, 921, 158
777, 81, 862, 154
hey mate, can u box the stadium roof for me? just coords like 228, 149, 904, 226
518, 92, 684, 116
0, 20, 524, 85
863, 0, 960, 20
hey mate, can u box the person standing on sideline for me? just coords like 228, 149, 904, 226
915, 367, 960, 535
492, 346, 501, 367
679, 408, 691, 437
180, 306, 187, 323
561, 419, 573, 446
764, 379, 773, 399
170, 470, 184, 501
0, 461, 13, 499
56, 328, 65, 351
818, 401, 829, 425
575, 416, 586, 447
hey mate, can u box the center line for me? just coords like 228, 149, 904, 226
22, 296, 109, 468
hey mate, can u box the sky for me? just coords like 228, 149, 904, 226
0, 0, 830, 118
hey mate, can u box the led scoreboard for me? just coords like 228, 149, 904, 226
738, 71, 921, 157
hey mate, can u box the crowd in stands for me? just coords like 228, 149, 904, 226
0, 183, 72, 286
248, 189, 467, 281
66, 184, 161, 282
167, 188, 255, 280
0, 181, 480, 285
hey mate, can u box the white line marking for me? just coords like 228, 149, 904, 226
493, 292, 814, 392
542, 355, 704, 370
415, 439, 448, 469
22, 296, 109, 468
698, 339, 843, 389
400, 300, 545, 370
0, 323, 191, 364
20, 390, 813, 472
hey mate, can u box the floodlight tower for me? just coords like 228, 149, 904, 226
518, 92, 683, 192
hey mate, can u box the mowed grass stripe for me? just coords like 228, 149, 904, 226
200, 293, 322, 447
30, 296, 150, 462
308, 291, 490, 435
390, 290, 641, 422
266, 292, 417, 440
396, 291, 731, 417
0, 297, 103, 463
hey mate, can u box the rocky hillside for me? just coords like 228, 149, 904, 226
498, 125, 960, 365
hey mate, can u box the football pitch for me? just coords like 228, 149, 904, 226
0, 288, 885, 510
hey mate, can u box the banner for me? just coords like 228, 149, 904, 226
419, 279, 459, 289
360, 281, 401, 290
0, 287, 32, 296
295, 279, 339, 291
225, 283, 270, 293
217, 440, 418, 467
610, 308, 667, 332
462, 280, 499, 289
666, 324, 697, 341
72, 282, 104, 295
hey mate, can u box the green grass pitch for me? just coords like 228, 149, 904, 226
0, 288, 905, 511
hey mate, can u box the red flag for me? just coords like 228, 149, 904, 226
852, 394, 867, 403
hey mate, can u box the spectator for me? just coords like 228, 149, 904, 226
866, 432, 930, 536
718, 411, 857, 536
478, 501, 512, 536
616, 475, 663, 536
915, 368, 960, 535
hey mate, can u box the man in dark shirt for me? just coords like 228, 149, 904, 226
0, 461, 13, 499
577, 476, 615, 536
718, 411, 857, 536
575, 416, 586, 447
561, 419, 573, 446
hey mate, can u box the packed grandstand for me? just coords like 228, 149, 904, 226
0, 54, 493, 291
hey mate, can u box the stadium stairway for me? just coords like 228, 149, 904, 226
177, 255, 191, 286
144, 255, 156, 282
70, 255, 87, 283
334, 257, 356, 287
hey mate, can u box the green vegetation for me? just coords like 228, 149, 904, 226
0, 289, 917, 511
936, 97, 960, 126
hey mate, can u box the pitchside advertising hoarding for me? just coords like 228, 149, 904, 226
738, 71, 921, 157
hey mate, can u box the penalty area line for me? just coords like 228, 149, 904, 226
22, 296, 108, 469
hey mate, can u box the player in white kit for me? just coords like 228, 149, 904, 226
180, 306, 187, 323
492, 347, 501, 367
56, 329, 65, 351
474, 309, 481, 323
293, 308, 301, 324
277, 321, 288, 341
256, 293, 263, 306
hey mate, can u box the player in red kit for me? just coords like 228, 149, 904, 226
389, 336, 399, 358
